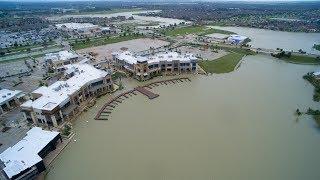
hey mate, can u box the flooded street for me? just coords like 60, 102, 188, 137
213, 26, 320, 55
46, 55, 320, 180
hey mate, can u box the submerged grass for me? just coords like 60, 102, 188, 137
281, 55, 320, 65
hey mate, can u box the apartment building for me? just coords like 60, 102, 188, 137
20, 64, 113, 127
112, 51, 197, 81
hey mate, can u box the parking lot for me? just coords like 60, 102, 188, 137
76, 38, 170, 61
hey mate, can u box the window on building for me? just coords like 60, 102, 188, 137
91, 80, 103, 87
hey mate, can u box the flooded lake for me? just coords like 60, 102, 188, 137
213, 26, 320, 55
46, 55, 320, 180
49, 10, 187, 28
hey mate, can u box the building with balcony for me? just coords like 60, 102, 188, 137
20, 64, 113, 127
112, 51, 197, 81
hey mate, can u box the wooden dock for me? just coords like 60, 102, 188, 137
94, 77, 191, 120
134, 87, 159, 99
94, 90, 136, 120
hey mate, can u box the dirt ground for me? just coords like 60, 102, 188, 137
177, 46, 229, 60
76, 38, 170, 61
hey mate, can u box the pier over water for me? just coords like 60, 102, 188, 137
134, 87, 159, 99
94, 77, 191, 120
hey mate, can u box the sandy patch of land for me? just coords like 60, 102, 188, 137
76, 38, 170, 61
177, 46, 228, 60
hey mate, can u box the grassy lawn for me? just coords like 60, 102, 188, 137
71, 34, 144, 50
162, 26, 204, 36
199, 28, 235, 36
1, 41, 55, 54
198, 52, 245, 74
281, 55, 320, 65
212, 45, 257, 55
0, 54, 44, 64
160, 26, 235, 37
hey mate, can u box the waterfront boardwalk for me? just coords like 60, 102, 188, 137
95, 77, 191, 120
134, 87, 159, 99
95, 90, 136, 120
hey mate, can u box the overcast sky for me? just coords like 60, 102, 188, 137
2, 0, 319, 2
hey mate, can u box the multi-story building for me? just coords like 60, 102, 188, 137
20, 64, 113, 127
44, 50, 79, 71
112, 51, 197, 81
56, 23, 101, 37
0, 89, 26, 115
0, 127, 61, 180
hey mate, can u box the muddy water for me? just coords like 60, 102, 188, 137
46, 55, 320, 180
212, 26, 320, 55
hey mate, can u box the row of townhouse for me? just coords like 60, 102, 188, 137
20, 63, 113, 128
112, 51, 198, 81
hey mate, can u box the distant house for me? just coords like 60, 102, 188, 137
313, 71, 320, 79
0, 89, 26, 115
0, 127, 61, 180
101, 27, 117, 34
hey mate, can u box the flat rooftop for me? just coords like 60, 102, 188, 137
228, 35, 248, 41
56, 23, 99, 30
21, 63, 109, 111
0, 127, 59, 179
114, 51, 197, 65
45, 50, 79, 62
0, 89, 23, 105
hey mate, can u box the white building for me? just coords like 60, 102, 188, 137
113, 51, 197, 81
227, 35, 249, 45
0, 89, 26, 115
21, 64, 113, 127
56, 23, 99, 32
0, 127, 61, 180
56, 23, 101, 37
44, 50, 79, 70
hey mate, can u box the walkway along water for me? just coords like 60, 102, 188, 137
94, 77, 191, 120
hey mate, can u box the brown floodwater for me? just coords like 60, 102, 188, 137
46, 55, 320, 180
